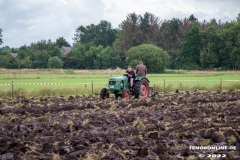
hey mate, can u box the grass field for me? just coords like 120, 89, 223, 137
0, 69, 240, 97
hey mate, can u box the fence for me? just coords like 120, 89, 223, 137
152, 79, 240, 94
0, 79, 240, 98
0, 81, 103, 98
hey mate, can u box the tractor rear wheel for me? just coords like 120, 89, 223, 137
121, 89, 131, 99
100, 88, 109, 100
133, 79, 149, 98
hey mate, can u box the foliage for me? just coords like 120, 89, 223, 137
32, 50, 50, 68
56, 37, 71, 48
114, 12, 160, 57
13, 56, 33, 69
48, 56, 63, 68
85, 45, 104, 69
180, 24, 202, 70
158, 18, 182, 52
63, 42, 86, 69
126, 44, 169, 73
0, 29, 3, 45
2, 13, 240, 70
62, 43, 121, 69
217, 20, 240, 69
200, 24, 221, 69
22, 56, 33, 68
94, 46, 122, 69
73, 20, 117, 48
200, 43, 218, 68
0, 55, 10, 68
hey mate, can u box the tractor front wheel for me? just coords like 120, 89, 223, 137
121, 89, 131, 99
100, 88, 109, 100
134, 79, 149, 98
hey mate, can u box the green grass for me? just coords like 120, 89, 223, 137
0, 69, 239, 97
0, 73, 116, 90
150, 73, 239, 86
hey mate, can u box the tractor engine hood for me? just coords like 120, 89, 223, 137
108, 76, 128, 92
109, 76, 128, 81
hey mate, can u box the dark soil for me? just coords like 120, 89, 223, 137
0, 91, 239, 160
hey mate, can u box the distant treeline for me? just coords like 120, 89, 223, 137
0, 12, 240, 72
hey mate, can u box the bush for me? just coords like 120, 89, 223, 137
48, 56, 63, 68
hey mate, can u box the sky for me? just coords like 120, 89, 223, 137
0, 0, 239, 48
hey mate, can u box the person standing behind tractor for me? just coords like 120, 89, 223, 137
124, 66, 135, 88
136, 60, 147, 76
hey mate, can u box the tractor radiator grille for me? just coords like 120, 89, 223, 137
109, 81, 116, 85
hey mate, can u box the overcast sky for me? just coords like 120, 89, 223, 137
0, 0, 239, 48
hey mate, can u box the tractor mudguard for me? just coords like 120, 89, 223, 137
134, 76, 150, 83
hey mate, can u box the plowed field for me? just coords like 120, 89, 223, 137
0, 91, 239, 160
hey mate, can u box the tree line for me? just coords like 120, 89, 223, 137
0, 12, 240, 72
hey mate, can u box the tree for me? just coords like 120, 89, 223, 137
0, 29, 3, 46
179, 24, 202, 69
237, 13, 240, 21
200, 21, 222, 69
188, 14, 198, 22
17, 39, 62, 68
200, 43, 218, 68
85, 45, 103, 69
73, 20, 117, 48
0, 46, 10, 50
56, 37, 71, 48
139, 12, 160, 44
49, 46, 61, 57
0, 55, 10, 68
48, 56, 63, 68
217, 20, 240, 69
94, 46, 121, 69
126, 44, 169, 73
15, 58, 22, 69
158, 18, 182, 52
15, 56, 32, 69
229, 47, 240, 69
18, 45, 29, 59
101, 46, 121, 69
113, 13, 141, 57
6, 54, 18, 69
22, 56, 32, 68
30, 39, 60, 57
114, 12, 161, 58
32, 50, 50, 68
63, 42, 86, 69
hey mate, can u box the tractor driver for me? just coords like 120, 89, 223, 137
124, 66, 135, 88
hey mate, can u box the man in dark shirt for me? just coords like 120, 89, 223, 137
125, 66, 135, 88
136, 60, 147, 76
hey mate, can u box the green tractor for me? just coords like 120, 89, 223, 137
100, 75, 150, 99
